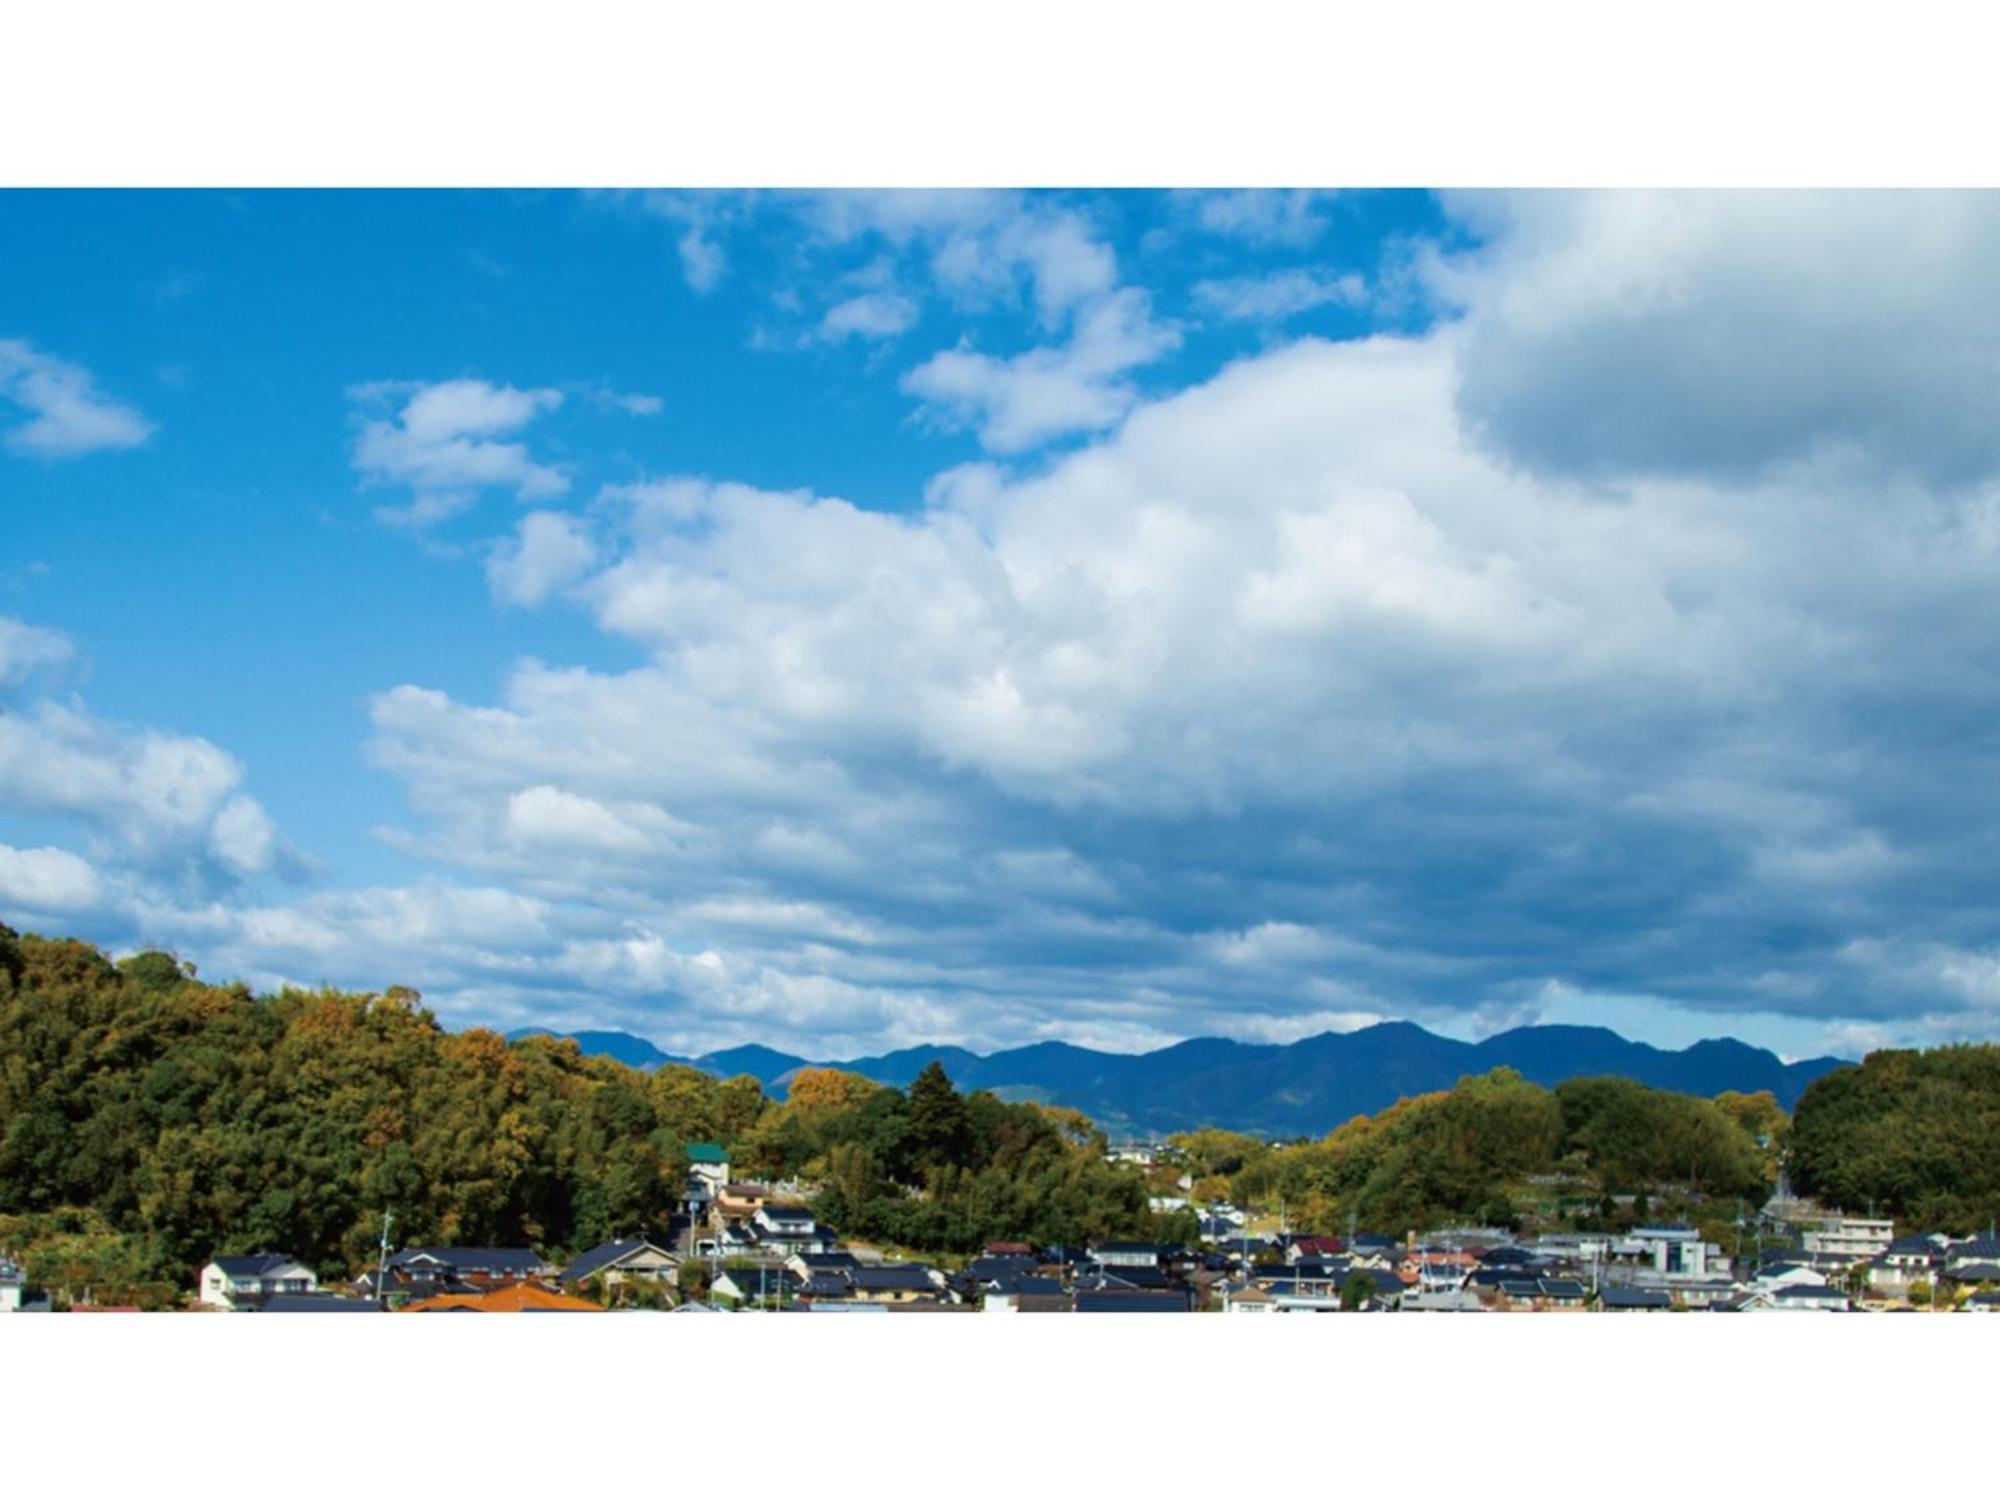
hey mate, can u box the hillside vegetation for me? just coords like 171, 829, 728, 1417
0, 927, 1164, 1300
1788, 1044, 2000, 1232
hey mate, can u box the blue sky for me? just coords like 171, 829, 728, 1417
6, 189, 2000, 1062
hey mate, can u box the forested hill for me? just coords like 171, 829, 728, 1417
514, 1020, 1848, 1136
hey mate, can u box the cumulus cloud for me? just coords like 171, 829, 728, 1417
814, 290, 920, 342
1435, 190, 2000, 486
902, 288, 1181, 451
322, 271, 2000, 1054
35, 192, 2000, 1061
0, 697, 283, 884
349, 378, 567, 525
0, 337, 154, 457
487, 510, 598, 607
0, 843, 103, 913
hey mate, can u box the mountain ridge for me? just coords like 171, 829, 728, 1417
505, 1020, 1851, 1136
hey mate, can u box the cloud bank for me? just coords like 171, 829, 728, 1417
9, 192, 2000, 1063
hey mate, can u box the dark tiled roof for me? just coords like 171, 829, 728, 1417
1076, 1290, 1191, 1313
561, 1238, 674, 1283
1599, 1287, 1672, 1309
1942, 1261, 2000, 1282
389, 1247, 550, 1275
851, 1265, 938, 1291
211, 1252, 308, 1278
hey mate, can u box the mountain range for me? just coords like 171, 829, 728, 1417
505, 1021, 1851, 1137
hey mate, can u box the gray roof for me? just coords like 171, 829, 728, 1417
211, 1252, 310, 1278
1599, 1287, 1673, 1309
1076, 1289, 1190, 1312
561, 1237, 675, 1283
851, 1264, 938, 1291
389, 1246, 550, 1274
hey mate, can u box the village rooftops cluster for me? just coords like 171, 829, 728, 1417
11, 1136, 1999, 1315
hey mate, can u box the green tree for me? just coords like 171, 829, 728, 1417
906, 1061, 974, 1172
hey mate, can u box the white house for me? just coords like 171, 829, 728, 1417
685, 1142, 731, 1205
1, 1256, 25, 1313
199, 1253, 319, 1310
1801, 1217, 1894, 1262
1621, 1225, 1725, 1278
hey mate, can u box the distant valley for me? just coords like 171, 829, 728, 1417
504, 1021, 1850, 1137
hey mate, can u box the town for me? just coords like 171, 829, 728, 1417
8, 1134, 1997, 1314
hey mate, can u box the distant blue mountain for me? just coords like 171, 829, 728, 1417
504, 1019, 1850, 1136
504, 1028, 698, 1072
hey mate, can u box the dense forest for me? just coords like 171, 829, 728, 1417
1169, 1067, 1787, 1238
1787, 1044, 2000, 1232
0, 926, 1166, 1304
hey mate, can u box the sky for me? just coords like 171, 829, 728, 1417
5, 188, 2000, 1063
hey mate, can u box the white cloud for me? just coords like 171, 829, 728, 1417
33, 191, 2000, 1059
1193, 268, 1366, 321
487, 510, 598, 607
505, 784, 650, 852
1190, 189, 1331, 246
0, 843, 103, 913
325, 250, 2000, 1053
0, 617, 74, 689
349, 378, 566, 525
902, 287, 1181, 451
0, 337, 154, 457
815, 291, 920, 342
635, 191, 741, 292
1434, 190, 2000, 485
0, 697, 281, 883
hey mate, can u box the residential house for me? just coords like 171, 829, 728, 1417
1496, 1277, 1589, 1312
1285, 1236, 1346, 1264
383, 1246, 554, 1292
198, 1253, 319, 1310
1869, 1233, 1945, 1293
750, 1203, 835, 1255
981, 1275, 1065, 1312
560, 1237, 680, 1292
1598, 1287, 1674, 1312
1619, 1225, 1725, 1278
1945, 1234, 2000, 1273
1, 1256, 25, 1313
685, 1142, 731, 1197
1802, 1217, 1894, 1263
850, 1264, 948, 1305
1222, 1280, 1275, 1313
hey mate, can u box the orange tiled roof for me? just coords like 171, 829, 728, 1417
399, 1282, 604, 1313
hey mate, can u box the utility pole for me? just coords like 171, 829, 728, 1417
376, 1210, 395, 1310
